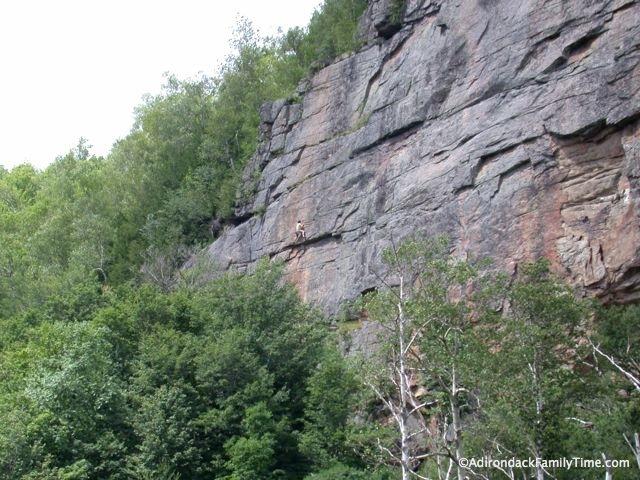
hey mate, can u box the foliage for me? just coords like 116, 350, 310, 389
1, 1, 638, 478
361, 238, 639, 480
360, 236, 506, 479
304, 463, 393, 479
466, 261, 591, 479
298, 0, 367, 68
299, 347, 362, 469
0, 1, 481, 478
0, 0, 368, 313
389, 0, 406, 25
0, 263, 364, 479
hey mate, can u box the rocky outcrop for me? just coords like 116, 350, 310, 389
198, 0, 640, 314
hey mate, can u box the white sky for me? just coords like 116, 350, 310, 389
0, 0, 322, 170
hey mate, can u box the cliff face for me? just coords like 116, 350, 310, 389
200, 0, 640, 314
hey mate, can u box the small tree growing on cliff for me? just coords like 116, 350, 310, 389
361, 236, 504, 480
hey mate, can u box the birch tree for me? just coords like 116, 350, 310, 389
474, 261, 587, 480
361, 237, 504, 480
589, 304, 640, 473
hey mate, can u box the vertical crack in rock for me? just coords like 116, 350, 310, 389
358, 27, 417, 115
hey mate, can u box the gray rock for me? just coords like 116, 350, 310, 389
194, 0, 640, 314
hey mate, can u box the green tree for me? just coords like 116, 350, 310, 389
301, 0, 367, 67
0, 322, 128, 479
300, 345, 362, 469
361, 237, 504, 480
472, 261, 589, 480
560, 304, 640, 479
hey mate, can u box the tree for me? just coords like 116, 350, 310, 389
590, 304, 640, 392
582, 305, 640, 475
302, 0, 367, 67
0, 3, 380, 479
361, 237, 504, 480
299, 345, 362, 470
0, 2, 370, 313
0, 322, 128, 479
472, 261, 588, 480
127, 384, 199, 478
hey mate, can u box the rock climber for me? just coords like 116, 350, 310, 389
295, 220, 306, 242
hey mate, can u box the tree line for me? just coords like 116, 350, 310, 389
1, 237, 637, 479
0, 0, 368, 316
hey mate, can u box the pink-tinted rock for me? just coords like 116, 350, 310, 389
196, 0, 640, 314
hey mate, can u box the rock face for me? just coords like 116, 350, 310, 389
199, 0, 640, 314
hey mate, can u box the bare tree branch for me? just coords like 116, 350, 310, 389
589, 339, 640, 391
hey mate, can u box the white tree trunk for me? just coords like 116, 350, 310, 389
450, 367, 464, 480
398, 276, 411, 480
591, 341, 640, 391
624, 432, 640, 470
602, 453, 612, 480
529, 358, 545, 480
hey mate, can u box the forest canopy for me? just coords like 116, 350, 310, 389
0, 0, 368, 309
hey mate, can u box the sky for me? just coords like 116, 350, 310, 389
0, 0, 322, 170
